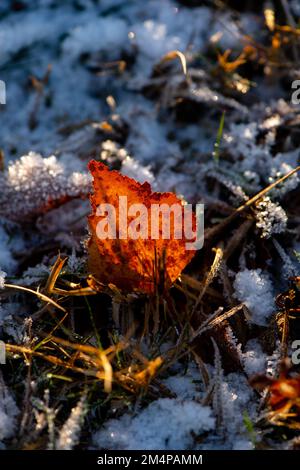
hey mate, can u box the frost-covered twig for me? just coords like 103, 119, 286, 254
56, 393, 87, 450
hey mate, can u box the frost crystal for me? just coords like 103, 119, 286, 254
273, 239, 298, 278
242, 340, 266, 376
0, 152, 91, 221
66, 250, 85, 274
255, 197, 287, 239
21, 264, 51, 286
100, 140, 155, 185
93, 398, 215, 450
56, 395, 86, 450
234, 269, 274, 325
121, 156, 155, 185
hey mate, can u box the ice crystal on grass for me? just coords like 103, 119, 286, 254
0, 152, 91, 222
21, 264, 51, 286
93, 398, 215, 450
66, 250, 86, 274
255, 197, 287, 239
208, 169, 248, 204
33, 389, 58, 450
56, 395, 87, 450
273, 239, 298, 279
234, 269, 274, 325
121, 156, 155, 185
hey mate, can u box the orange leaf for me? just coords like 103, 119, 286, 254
269, 377, 300, 413
250, 369, 300, 415
87, 161, 197, 294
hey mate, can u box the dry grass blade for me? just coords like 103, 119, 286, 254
44, 255, 98, 297
280, 311, 289, 358
160, 50, 187, 76
45, 255, 68, 294
202, 304, 244, 333
6, 338, 119, 393
39, 334, 126, 359
191, 246, 224, 316
211, 338, 224, 430
51, 286, 97, 296
99, 351, 113, 393
131, 357, 163, 388
191, 304, 244, 340
264, 1, 275, 31
3, 283, 67, 313
178, 274, 224, 301
192, 350, 210, 389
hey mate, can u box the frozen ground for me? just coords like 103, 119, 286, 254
0, 0, 300, 451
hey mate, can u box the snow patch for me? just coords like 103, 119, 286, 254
234, 269, 274, 325
93, 398, 215, 450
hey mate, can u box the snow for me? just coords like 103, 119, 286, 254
0, 152, 91, 221
0, 376, 18, 448
0, 10, 68, 66
220, 373, 254, 445
273, 239, 298, 279
130, 3, 211, 73
62, 17, 128, 60
93, 398, 215, 450
242, 340, 267, 377
162, 364, 203, 400
121, 156, 155, 185
234, 269, 275, 325
124, 109, 181, 165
